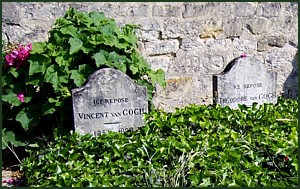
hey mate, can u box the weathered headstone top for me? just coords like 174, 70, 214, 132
72, 68, 148, 136
213, 56, 277, 109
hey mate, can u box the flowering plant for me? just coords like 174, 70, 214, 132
5, 43, 32, 69
2, 42, 32, 106
2, 8, 165, 153
2, 42, 34, 154
2, 178, 24, 187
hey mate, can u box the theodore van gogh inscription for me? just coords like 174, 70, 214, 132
72, 68, 148, 136
213, 56, 277, 109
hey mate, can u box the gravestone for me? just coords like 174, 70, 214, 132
213, 56, 277, 109
72, 68, 148, 136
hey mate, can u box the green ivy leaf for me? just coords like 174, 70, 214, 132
102, 34, 119, 47
89, 11, 105, 26
15, 107, 39, 130
129, 65, 139, 75
149, 69, 166, 87
42, 101, 56, 115
70, 71, 83, 87
8, 68, 19, 78
30, 42, 47, 54
2, 129, 26, 149
55, 18, 73, 27
93, 50, 109, 68
56, 165, 62, 174
45, 65, 59, 91
60, 25, 78, 38
28, 54, 51, 75
69, 37, 83, 55
70, 64, 93, 87
25, 73, 43, 86
2, 75, 12, 87
231, 131, 238, 141
2, 89, 22, 106
55, 55, 72, 67
188, 115, 198, 123
122, 24, 138, 45
108, 52, 128, 73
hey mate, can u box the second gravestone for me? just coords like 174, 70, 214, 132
72, 68, 148, 136
213, 56, 277, 109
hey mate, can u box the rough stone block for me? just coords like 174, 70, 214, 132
203, 54, 225, 74
118, 4, 149, 16
134, 19, 161, 41
257, 38, 269, 52
153, 75, 212, 112
152, 5, 181, 17
152, 5, 164, 17
200, 28, 224, 40
164, 5, 182, 17
180, 37, 205, 51
146, 55, 171, 72
2, 3, 21, 24
223, 18, 243, 37
87, 3, 117, 17
144, 39, 179, 55
267, 36, 286, 47
168, 49, 205, 74
183, 2, 232, 18
234, 2, 257, 17
163, 19, 200, 38
257, 36, 286, 51
136, 30, 160, 42
205, 39, 233, 53
232, 38, 257, 54
259, 2, 283, 18
245, 17, 271, 34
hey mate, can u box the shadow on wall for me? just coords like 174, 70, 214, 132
283, 51, 298, 99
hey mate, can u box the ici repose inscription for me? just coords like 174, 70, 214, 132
72, 68, 148, 136
213, 55, 277, 109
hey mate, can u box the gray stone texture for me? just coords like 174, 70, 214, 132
214, 57, 278, 109
144, 39, 179, 56
72, 68, 148, 136
2, 2, 298, 112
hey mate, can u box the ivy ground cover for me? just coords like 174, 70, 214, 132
21, 98, 298, 187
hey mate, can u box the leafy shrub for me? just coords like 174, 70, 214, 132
21, 97, 298, 187
2, 8, 165, 151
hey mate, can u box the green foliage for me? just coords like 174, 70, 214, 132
2, 8, 165, 150
2, 128, 26, 149
21, 98, 298, 187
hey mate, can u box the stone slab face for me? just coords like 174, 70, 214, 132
72, 68, 148, 136
213, 57, 277, 109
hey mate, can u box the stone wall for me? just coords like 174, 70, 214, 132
2, 2, 298, 111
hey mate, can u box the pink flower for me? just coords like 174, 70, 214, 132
240, 54, 247, 58
5, 54, 14, 66
25, 43, 32, 51
17, 92, 25, 102
18, 48, 30, 61
11, 50, 19, 59
2, 178, 14, 183
4, 43, 32, 69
